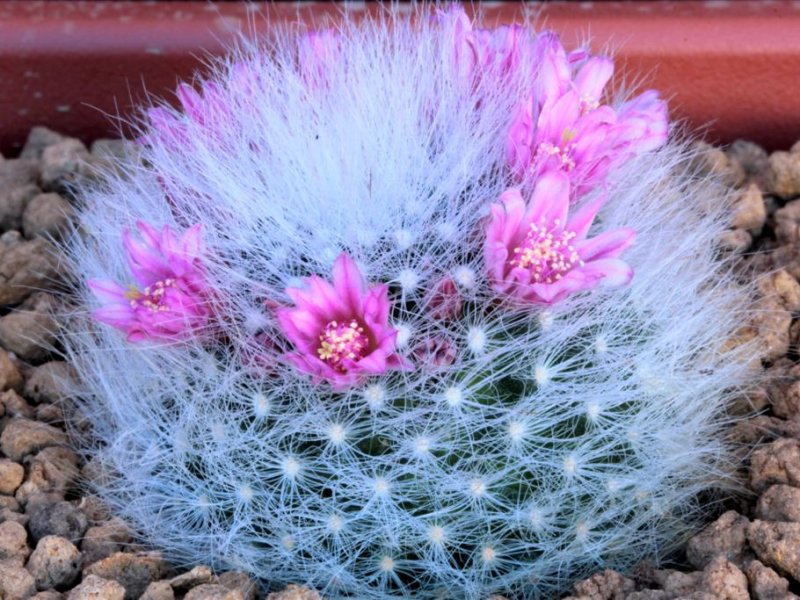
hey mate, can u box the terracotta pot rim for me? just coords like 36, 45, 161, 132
1, 0, 799, 154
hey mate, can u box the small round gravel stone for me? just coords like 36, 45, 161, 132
27, 535, 81, 590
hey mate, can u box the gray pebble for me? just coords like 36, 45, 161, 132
27, 535, 81, 590
27, 500, 88, 544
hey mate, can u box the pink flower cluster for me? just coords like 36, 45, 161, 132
88, 222, 212, 343
95, 11, 668, 388
439, 5, 666, 305
505, 32, 668, 197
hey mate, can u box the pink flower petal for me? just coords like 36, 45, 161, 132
580, 258, 634, 287
533, 31, 571, 105
576, 228, 636, 261
332, 253, 366, 314
565, 193, 607, 239
87, 279, 128, 303
574, 56, 614, 103
528, 171, 571, 227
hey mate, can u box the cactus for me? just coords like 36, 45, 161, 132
64, 8, 754, 599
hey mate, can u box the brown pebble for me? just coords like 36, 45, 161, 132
699, 555, 748, 600
0, 458, 25, 495
40, 139, 93, 191
0, 520, 30, 564
1, 389, 35, 420
0, 351, 23, 393
773, 199, 800, 243
0, 158, 39, 191
0, 235, 60, 307
31, 591, 65, 600
726, 139, 775, 191
748, 519, 800, 580
140, 580, 175, 600
749, 297, 792, 362
66, 574, 125, 600
0, 292, 60, 362
756, 484, 800, 522
652, 569, 701, 595
571, 569, 635, 598
23, 193, 74, 240
83, 551, 165, 600
686, 510, 750, 570
732, 415, 800, 445
718, 229, 751, 254
20, 127, 67, 160
184, 584, 244, 600
750, 438, 800, 493
90, 139, 140, 175
75, 495, 111, 525
0, 558, 37, 598
745, 558, 798, 600
731, 182, 766, 233
0, 494, 27, 526
24, 362, 76, 405
769, 150, 800, 199
27, 535, 81, 590
766, 363, 800, 419
218, 571, 259, 600
619, 593, 670, 600
169, 565, 215, 590
757, 269, 800, 312
16, 447, 80, 506
691, 141, 747, 187
35, 402, 64, 425
266, 585, 322, 600
760, 243, 800, 283
0, 418, 67, 462
0, 184, 41, 232
80, 517, 131, 565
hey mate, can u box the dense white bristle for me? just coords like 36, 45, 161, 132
62, 8, 755, 600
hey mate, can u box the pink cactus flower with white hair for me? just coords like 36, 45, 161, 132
485, 172, 636, 305
87, 221, 213, 342
507, 31, 668, 196
437, 5, 524, 80
277, 253, 412, 389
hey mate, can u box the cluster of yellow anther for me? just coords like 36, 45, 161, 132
510, 221, 583, 284
124, 278, 177, 312
536, 140, 576, 171
318, 319, 369, 370
580, 95, 600, 114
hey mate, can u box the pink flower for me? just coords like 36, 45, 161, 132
277, 253, 412, 390
612, 90, 669, 156
88, 222, 212, 342
485, 172, 636, 305
532, 32, 572, 105
298, 29, 340, 86
436, 5, 523, 80
508, 32, 668, 197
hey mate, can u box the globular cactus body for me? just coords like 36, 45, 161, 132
65, 8, 753, 599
